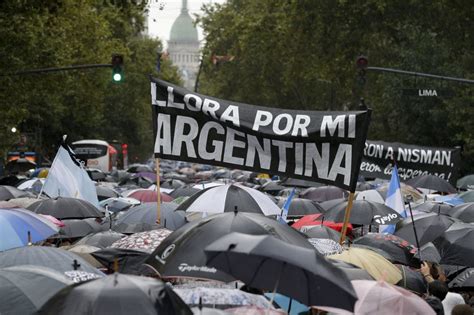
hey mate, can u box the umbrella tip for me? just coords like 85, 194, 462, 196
234, 205, 238, 214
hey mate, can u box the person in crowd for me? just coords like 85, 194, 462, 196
451, 304, 474, 315
421, 261, 467, 314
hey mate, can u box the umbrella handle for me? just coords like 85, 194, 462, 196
268, 262, 285, 309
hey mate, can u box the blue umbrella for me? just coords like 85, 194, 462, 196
0, 208, 59, 251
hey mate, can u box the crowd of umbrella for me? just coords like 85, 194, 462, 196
0, 161, 473, 314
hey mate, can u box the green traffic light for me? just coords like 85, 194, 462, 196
113, 73, 122, 82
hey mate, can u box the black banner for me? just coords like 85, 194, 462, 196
360, 140, 461, 183
151, 78, 371, 191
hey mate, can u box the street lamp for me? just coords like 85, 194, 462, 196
11, 127, 17, 133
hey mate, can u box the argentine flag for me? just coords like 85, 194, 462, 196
278, 187, 296, 224
381, 165, 406, 234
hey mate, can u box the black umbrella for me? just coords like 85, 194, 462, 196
353, 233, 420, 268
280, 177, 323, 188
449, 268, 474, 291
451, 203, 474, 223
204, 232, 357, 311
395, 213, 457, 246
95, 185, 119, 201
323, 199, 402, 225
5, 158, 36, 174
457, 174, 474, 190
161, 179, 186, 189
0, 246, 104, 276
27, 197, 104, 220
299, 186, 348, 202
414, 242, 442, 264
405, 174, 456, 194
330, 260, 374, 281
413, 201, 454, 216
74, 230, 125, 248
126, 164, 153, 173
91, 248, 152, 275
276, 198, 326, 218
260, 181, 286, 195
169, 187, 200, 198
301, 225, 341, 242
58, 218, 110, 238
112, 222, 160, 234
396, 264, 427, 295
0, 185, 31, 200
433, 223, 474, 267
0, 265, 72, 315
146, 212, 314, 282
37, 273, 192, 315
319, 198, 346, 211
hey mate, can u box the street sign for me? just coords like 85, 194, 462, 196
402, 89, 455, 98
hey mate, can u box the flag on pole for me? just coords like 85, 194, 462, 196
278, 187, 296, 224
381, 165, 406, 234
42, 141, 99, 207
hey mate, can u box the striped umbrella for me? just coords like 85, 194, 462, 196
176, 184, 281, 216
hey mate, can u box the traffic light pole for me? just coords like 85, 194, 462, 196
0, 64, 112, 77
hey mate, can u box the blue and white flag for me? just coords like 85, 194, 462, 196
43, 143, 99, 207
381, 165, 406, 234
278, 187, 296, 223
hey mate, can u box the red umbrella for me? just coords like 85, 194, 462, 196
128, 189, 174, 203
291, 214, 353, 235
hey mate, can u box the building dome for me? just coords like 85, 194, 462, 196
169, 1, 198, 42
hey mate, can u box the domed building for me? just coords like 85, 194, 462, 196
168, 0, 200, 91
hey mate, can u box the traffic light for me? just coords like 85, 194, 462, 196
111, 54, 124, 83
356, 55, 368, 87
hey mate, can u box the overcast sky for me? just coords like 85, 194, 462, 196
147, 0, 226, 48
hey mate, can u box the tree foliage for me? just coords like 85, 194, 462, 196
0, 0, 181, 162
197, 0, 474, 174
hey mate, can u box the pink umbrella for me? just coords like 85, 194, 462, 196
39, 214, 66, 227
128, 189, 174, 203
317, 280, 435, 315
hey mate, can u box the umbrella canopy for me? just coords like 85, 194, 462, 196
6, 196, 47, 208
406, 174, 456, 194
128, 189, 174, 203
299, 186, 348, 202
346, 280, 435, 315
110, 228, 172, 253
66, 244, 103, 268
330, 260, 374, 281
394, 213, 457, 246
58, 218, 109, 238
170, 186, 201, 198
414, 242, 442, 264
355, 189, 385, 203
413, 201, 455, 216
292, 213, 353, 235
27, 197, 104, 220
204, 232, 357, 311
276, 198, 325, 217
112, 222, 160, 234
353, 233, 420, 268
5, 158, 36, 174
95, 185, 119, 201
161, 179, 186, 189
146, 212, 314, 282
91, 248, 152, 275
396, 264, 427, 295
259, 181, 286, 195
0, 207, 59, 251
307, 238, 343, 256
176, 184, 281, 216
0, 246, 104, 276
192, 181, 226, 190
131, 171, 157, 182
40, 214, 66, 227
451, 202, 474, 223
0, 265, 72, 315
323, 199, 403, 225
99, 197, 140, 213
376, 182, 424, 203
433, 223, 474, 267
17, 178, 45, 193
301, 225, 341, 242
449, 268, 474, 291
127, 164, 154, 173
457, 174, 474, 190
74, 230, 125, 248
459, 190, 474, 203
174, 287, 273, 309
280, 177, 323, 188
0, 185, 31, 200
37, 273, 192, 315
328, 247, 402, 284
114, 202, 186, 231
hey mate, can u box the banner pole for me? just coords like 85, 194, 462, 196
156, 158, 161, 225
339, 192, 355, 245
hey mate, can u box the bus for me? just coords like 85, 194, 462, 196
70, 140, 117, 173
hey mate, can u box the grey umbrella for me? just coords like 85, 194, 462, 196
406, 174, 456, 194
0, 246, 104, 276
58, 218, 110, 238
276, 197, 326, 218
0, 185, 31, 200
204, 232, 357, 311
27, 197, 104, 220
74, 230, 125, 248
0, 265, 72, 315
114, 202, 186, 231
37, 273, 192, 315
301, 225, 341, 242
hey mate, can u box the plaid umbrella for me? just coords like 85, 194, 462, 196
110, 228, 172, 253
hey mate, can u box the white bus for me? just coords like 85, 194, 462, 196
71, 140, 117, 172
